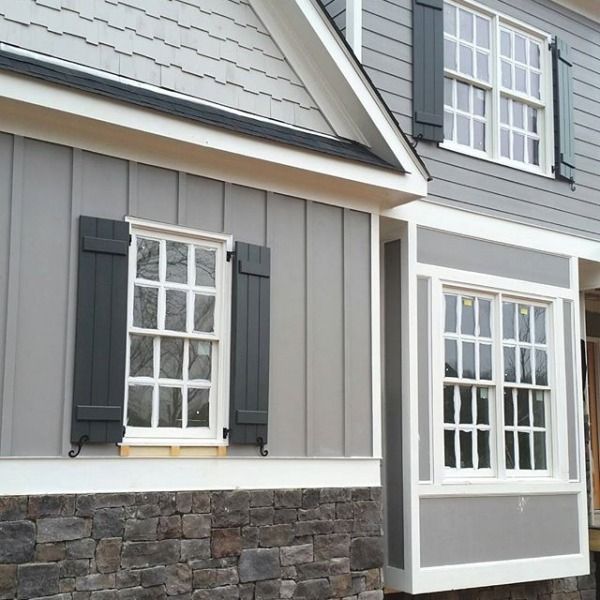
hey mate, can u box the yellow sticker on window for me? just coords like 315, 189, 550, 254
520, 307, 529, 315
463, 298, 473, 307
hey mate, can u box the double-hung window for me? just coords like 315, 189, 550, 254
124, 221, 230, 445
443, 289, 552, 478
442, 0, 552, 174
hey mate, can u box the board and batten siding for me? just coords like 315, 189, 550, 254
325, 0, 600, 239
0, 132, 373, 459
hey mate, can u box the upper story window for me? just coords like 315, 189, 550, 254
124, 223, 230, 444
443, 289, 552, 478
442, 1, 552, 175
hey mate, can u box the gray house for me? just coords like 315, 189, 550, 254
0, 0, 597, 598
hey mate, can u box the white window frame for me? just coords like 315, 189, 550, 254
440, 0, 554, 177
432, 277, 566, 484
123, 217, 233, 446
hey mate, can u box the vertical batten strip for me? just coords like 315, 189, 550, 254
343, 209, 351, 456
346, 0, 363, 61
60, 148, 83, 456
177, 172, 187, 226
0, 135, 24, 455
127, 161, 138, 216
223, 182, 232, 233
371, 213, 382, 459
305, 200, 313, 456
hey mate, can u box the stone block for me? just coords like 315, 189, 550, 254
28, 495, 75, 519
336, 502, 354, 520
330, 556, 350, 574
297, 561, 330, 580
330, 573, 353, 596
352, 489, 371, 502
273, 490, 301, 508
37, 517, 91, 543
0, 521, 35, 563
320, 488, 351, 503
259, 524, 294, 548
301, 489, 320, 509
182, 515, 211, 539
350, 537, 384, 571
176, 492, 193, 514
158, 515, 181, 539
212, 492, 249, 528
75, 572, 115, 591
192, 585, 238, 600
249, 490, 273, 508
280, 579, 296, 599
95, 538, 121, 573
280, 544, 313, 566
273, 509, 297, 525
0, 564, 16, 599
90, 591, 119, 600
121, 540, 180, 568
212, 528, 242, 558
250, 508, 274, 526
140, 566, 166, 587
166, 563, 192, 594
353, 501, 382, 534
215, 567, 239, 586
255, 578, 281, 599
59, 558, 90, 578
0, 497, 27, 522
76, 494, 135, 517
35, 542, 66, 562
66, 538, 96, 559
238, 548, 281, 583
117, 585, 164, 599
191, 493, 210, 514
181, 539, 210, 561
92, 508, 125, 539
60, 577, 76, 593
124, 518, 157, 541
17, 563, 59, 598
294, 520, 333, 537
293, 577, 331, 599
314, 533, 350, 560
241, 526, 259, 549
116, 569, 140, 588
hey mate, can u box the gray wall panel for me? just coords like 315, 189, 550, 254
564, 301, 578, 480
359, 0, 600, 240
420, 494, 581, 567
384, 240, 403, 569
0, 133, 373, 458
417, 227, 571, 288
0, 0, 333, 135
417, 277, 430, 481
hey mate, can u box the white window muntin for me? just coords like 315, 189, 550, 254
442, 0, 553, 176
440, 284, 555, 480
124, 221, 231, 445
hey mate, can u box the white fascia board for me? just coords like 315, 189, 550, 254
249, 0, 429, 190
387, 199, 600, 262
0, 457, 381, 496
0, 71, 426, 208
554, 0, 600, 24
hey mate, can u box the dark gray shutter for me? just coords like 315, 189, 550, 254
413, 0, 444, 142
71, 216, 129, 444
552, 36, 575, 184
229, 241, 271, 447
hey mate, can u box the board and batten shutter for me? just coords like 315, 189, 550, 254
552, 36, 575, 184
413, 0, 445, 142
228, 241, 271, 449
71, 216, 129, 445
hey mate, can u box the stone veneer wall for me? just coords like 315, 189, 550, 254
0, 487, 384, 599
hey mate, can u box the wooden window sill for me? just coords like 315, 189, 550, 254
119, 445, 228, 458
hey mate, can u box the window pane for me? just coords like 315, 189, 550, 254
515, 67, 527, 93
505, 431, 515, 469
517, 388, 530, 426
517, 306, 530, 342
500, 97, 510, 125
444, 385, 455, 423
445, 294, 457, 332
462, 342, 475, 379
500, 30, 511, 57
528, 139, 540, 166
515, 35, 527, 63
518, 431, 532, 469
195, 248, 216, 288
473, 88, 485, 117
160, 337, 183, 380
528, 107, 538, 133
477, 388, 489, 424
158, 387, 182, 427
473, 121, 485, 151
445, 430, 456, 468
445, 339, 458, 377
165, 289, 187, 332
534, 432, 547, 470
134, 286, 158, 329
459, 386, 473, 424
165, 241, 188, 284
445, 39, 457, 70
530, 40, 540, 68
137, 238, 160, 281
501, 60, 512, 88
188, 388, 210, 428
534, 307, 546, 343
459, 44, 473, 76
457, 115, 470, 146
535, 349, 548, 386
459, 9, 473, 41
479, 299, 491, 337
194, 294, 216, 333
127, 385, 153, 427
512, 102, 524, 129
461, 296, 475, 335
189, 340, 212, 381
476, 51, 489, 81
444, 111, 454, 140
460, 431, 473, 468
478, 430, 490, 468
479, 343, 492, 380
457, 82, 470, 112
476, 16, 489, 48
513, 133, 525, 162
444, 78, 453, 106
520, 347, 532, 384
444, 3, 457, 35
501, 129, 510, 158
533, 390, 545, 427
530, 72, 540, 99
504, 346, 516, 382
504, 388, 514, 426
130, 334, 154, 377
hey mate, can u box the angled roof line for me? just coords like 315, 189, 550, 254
0, 45, 399, 172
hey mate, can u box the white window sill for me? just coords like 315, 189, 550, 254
438, 141, 554, 179
121, 438, 227, 447
418, 477, 577, 496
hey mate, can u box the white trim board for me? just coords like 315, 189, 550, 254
0, 457, 381, 496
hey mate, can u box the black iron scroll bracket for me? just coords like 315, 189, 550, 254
257, 437, 269, 457
69, 435, 89, 458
